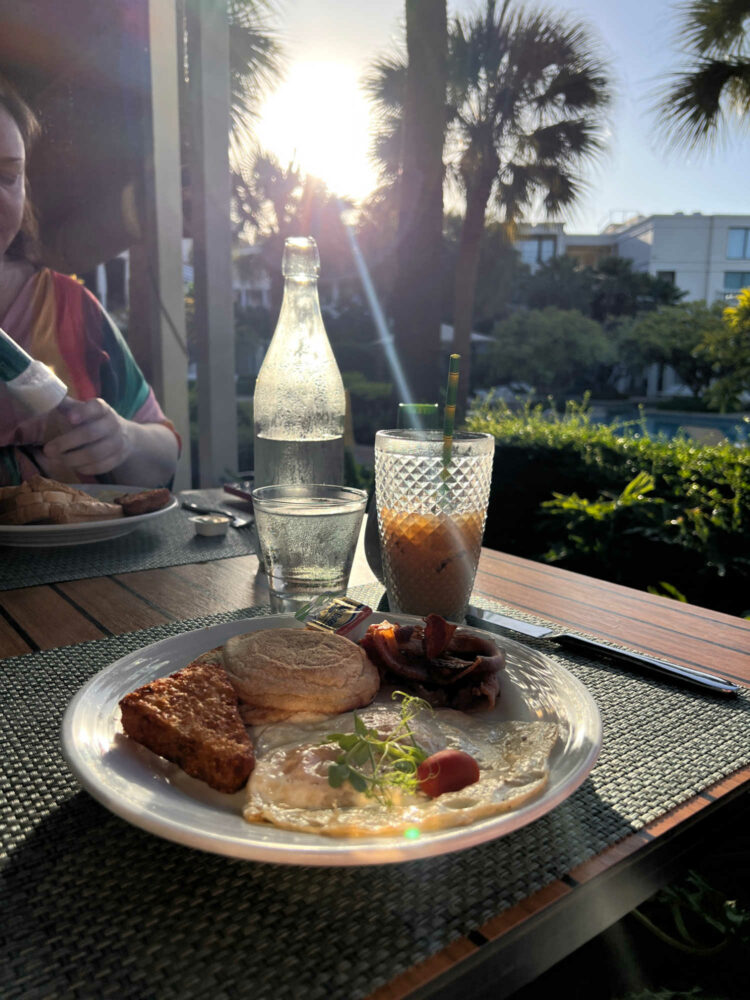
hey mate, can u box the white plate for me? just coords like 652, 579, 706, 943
0, 484, 178, 547
61, 613, 601, 866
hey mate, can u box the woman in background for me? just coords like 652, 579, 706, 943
0, 74, 179, 486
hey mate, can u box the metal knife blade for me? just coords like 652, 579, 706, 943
465, 605, 740, 697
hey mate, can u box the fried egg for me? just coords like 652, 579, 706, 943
243, 698, 558, 837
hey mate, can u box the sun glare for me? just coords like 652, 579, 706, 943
255, 61, 378, 202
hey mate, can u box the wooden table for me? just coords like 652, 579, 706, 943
1, 539, 748, 1000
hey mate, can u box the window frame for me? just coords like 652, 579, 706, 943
727, 228, 750, 260
723, 271, 750, 291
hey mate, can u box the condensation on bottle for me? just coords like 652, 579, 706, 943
252, 237, 346, 488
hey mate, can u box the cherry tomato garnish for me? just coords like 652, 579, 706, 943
417, 749, 480, 798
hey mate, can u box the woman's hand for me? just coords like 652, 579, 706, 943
41, 397, 178, 486
42, 398, 134, 476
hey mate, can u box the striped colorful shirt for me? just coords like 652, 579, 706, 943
0, 268, 178, 485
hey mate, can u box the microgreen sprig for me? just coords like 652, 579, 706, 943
326, 692, 432, 804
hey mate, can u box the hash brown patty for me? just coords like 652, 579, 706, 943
119, 658, 254, 793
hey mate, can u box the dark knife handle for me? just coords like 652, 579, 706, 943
551, 633, 740, 696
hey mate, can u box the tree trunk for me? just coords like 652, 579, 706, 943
389, 0, 447, 407
452, 175, 494, 419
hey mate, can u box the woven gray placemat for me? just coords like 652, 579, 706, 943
2, 583, 749, 1000
0, 498, 255, 592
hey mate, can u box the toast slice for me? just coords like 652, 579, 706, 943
119, 659, 254, 793
0, 476, 123, 524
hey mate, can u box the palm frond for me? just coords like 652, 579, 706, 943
363, 54, 407, 181
226, 0, 284, 155
536, 165, 580, 215
525, 118, 603, 163
539, 62, 611, 111
370, 121, 404, 183
363, 54, 407, 115
658, 57, 750, 148
676, 0, 750, 57
726, 59, 750, 108
496, 160, 580, 220
495, 162, 536, 220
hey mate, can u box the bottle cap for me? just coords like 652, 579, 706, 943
283, 236, 320, 278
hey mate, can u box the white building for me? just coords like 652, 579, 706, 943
517, 213, 750, 304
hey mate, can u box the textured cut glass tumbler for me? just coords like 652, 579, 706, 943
375, 430, 494, 622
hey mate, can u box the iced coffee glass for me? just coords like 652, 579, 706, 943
374, 430, 494, 622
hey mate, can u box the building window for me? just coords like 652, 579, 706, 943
656, 270, 676, 284
519, 236, 556, 268
724, 271, 750, 291
727, 228, 750, 259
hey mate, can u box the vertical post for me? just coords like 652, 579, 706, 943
186, 0, 238, 485
129, 0, 192, 489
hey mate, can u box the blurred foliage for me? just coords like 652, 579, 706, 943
483, 307, 615, 396
442, 215, 523, 328
467, 399, 750, 616
655, 0, 750, 152
324, 301, 386, 378
698, 288, 750, 412
341, 370, 393, 446
615, 302, 724, 399
643, 870, 750, 955
519, 255, 685, 322
343, 447, 374, 494
231, 152, 356, 315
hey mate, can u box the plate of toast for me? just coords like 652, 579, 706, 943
0, 475, 177, 546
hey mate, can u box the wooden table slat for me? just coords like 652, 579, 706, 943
478, 879, 572, 941
479, 548, 750, 631
704, 764, 750, 799
367, 937, 479, 1000
0, 610, 33, 655
1, 585, 106, 649
112, 566, 251, 620
56, 577, 173, 633
566, 830, 654, 884
473, 569, 750, 677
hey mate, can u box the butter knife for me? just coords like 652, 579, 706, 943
465, 606, 740, 696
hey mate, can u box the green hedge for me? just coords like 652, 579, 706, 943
467, 401, 750, 617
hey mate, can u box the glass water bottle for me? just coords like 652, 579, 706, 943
253, 237, 345, 487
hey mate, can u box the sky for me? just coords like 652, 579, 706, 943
255, 0, 750, 233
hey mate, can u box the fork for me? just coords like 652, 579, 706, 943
181, 501, 253, 529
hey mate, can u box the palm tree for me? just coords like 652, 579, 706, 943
657, 0, 750, 150
180, 1, 283, 164
226, 0, 284, 159
232, 151, 355, 312
368, 0, 611, 412
389, 1, 448, 405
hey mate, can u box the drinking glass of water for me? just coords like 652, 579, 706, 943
251, 484, 368, 613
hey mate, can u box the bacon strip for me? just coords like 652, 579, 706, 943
360, 616, 505, 710
423, 614, 458, 659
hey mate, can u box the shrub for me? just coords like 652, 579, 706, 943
483, 308, 615, 397
467, 400, 750, 616
342, 371, 393, 445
